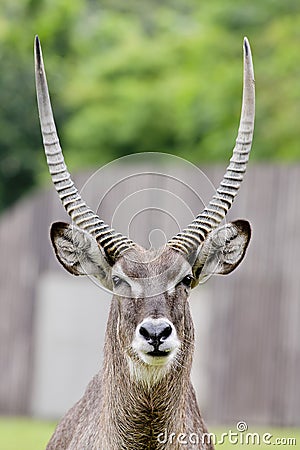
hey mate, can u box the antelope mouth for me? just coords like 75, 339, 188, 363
140, 348, 177, 367
147, 349, 171, 357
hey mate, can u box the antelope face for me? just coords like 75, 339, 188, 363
109, 218, 250, 381
111, 247, 193, 370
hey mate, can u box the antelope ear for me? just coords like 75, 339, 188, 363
192, 220, 251, 285
50, 222, 112, 287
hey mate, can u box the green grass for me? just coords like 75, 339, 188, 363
0, 418, 298, 449
0, 417, 55, 450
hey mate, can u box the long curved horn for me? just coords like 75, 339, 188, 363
168, 37, 255, 255
34, 36, 135, 261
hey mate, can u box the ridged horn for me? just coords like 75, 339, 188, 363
167, 37, 255, 255
34, 36, 135, 261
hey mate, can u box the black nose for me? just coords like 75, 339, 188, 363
139, 321, 172, 348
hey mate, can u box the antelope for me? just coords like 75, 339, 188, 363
34, 35, 255, 450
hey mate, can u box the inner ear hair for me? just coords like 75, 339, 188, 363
50, 222, 87, 275
50, 221, 110, 279
218, 219, 251, 274
192, 219, 251, 283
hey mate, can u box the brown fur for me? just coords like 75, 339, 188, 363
46, 247, 216, 449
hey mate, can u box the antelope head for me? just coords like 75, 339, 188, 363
35, 36, 254, 384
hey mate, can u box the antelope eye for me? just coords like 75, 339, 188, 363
181, 275, 194, 287
112, 275, 122, 287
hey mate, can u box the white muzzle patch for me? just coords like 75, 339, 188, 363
132, 317, 180, 367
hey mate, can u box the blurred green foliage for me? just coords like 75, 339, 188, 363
0, 0, 300, 211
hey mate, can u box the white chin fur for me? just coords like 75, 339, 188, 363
127, 354, 175, 386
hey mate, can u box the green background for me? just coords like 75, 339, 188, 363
0, 0, 300, 212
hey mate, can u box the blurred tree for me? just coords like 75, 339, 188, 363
0, 0, 300, 212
